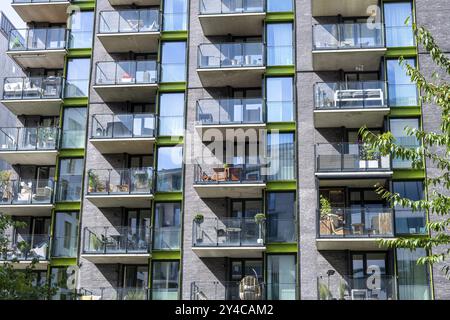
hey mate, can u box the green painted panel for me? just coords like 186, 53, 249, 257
159, 82, 187, 92
59, 149, 85, 157
157, 136, 184, 145
63, 98, 89, 107
154, 193, 183, 201
50, 258, 77, 266
72, 1, 96, 10
67, 49, 92, 58
54, 202, 81, 211
385, 47, 417, 57
265, 65, 295, 76
389, 107, 422, 117
265, 12, 294, 22
152, 251, 181, 260
266, 123, 296, 131
161, 31, 188, 41
266, 181, 297, 191
393, 169, 426, 180
265, 243, 297, 253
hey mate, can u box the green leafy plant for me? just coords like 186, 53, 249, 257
194, 213, 204, 224
319, 282, 332, 300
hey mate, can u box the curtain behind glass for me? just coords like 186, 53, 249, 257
267, 255, 296, 300
267, 133, 295, 181
267, 23, 293, 66
384, 2, 414, 47
396, 248, 431, 300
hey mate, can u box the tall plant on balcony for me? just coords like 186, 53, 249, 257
0, 215, 58, 299
360, 24, 450, 280
254, 213, 266, 244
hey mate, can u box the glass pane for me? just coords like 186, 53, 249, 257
267, 255, 296, 300
57, 158, 83, 201
151, 261, 179, 300
387, 58, 418, 106
69, 11, 94, 49
159, 93, 184, 136
266, 77, 294, 122
163, 0, 188, 31
65, 58, 90, 98
153, 202, 181, 250
52, 212, 79, 258
267, 133, 295, 180
267, 0, 293, 12
62, 108, 86, 149
156, 146, 183, 192
267, 23, 293, 66
161, 42, 186, 82
384, 2, 414, 47
396, 248, 431, 300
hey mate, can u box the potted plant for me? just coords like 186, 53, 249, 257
254, 213, 266, 244
319, 282, 333, 300
0, 170, 12, 202
194, 214, 204, 224
88, 171, 105, 193
319, 195, 339, 235
193, 214, 204, 243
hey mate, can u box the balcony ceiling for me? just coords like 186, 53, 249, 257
93, 84, 158, 103
90, 138, 155, 155
12, 1, 70, 23
85, 194, 154, 208
0, 261, 49, 270
0, 204, 53, 216
81, 253, 151, 264
192, 246, 265, 258
312, 49, 386, 72
316, 238, 393, 251
0, 150, 58, 166
7, 50, 66, 69
197, 67, 265, 88
199, 13, 265, 36
193, 183, 266, 198
195, 124, 267, 141
312, 0, 379, 17
314, 108, 390, 128
1, 99, 62, 116
98, 33, 160, 54
109, 0, 160, 5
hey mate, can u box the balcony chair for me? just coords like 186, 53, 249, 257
3, 81, 24, 99
29, 241, 48, 260
33, 186, 52, 201
17, 182, 32, 202
212, 167, 228, 182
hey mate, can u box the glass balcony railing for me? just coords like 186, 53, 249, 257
395, 208, 427, 235
317, 275, 397, 300
9, 27, 67, 51
266, 218, 296, 243
95, 60, 158, 86
192, 217, 266, 247
198, 42, 264, 68
91, 113, 156, 139
153, 226, 181, 250
196, 98, 264, 125
200, 0, 265, 14
151, 284, 179, 300
315, 143, 391, 172
191, 281, 297, 300
313, 23, 385, 50
156, 170, 183, 193
317, 207, 394, 238
51, 235, 78, 258
77, 287, 150, 300
87, 168, 154, 195
194, 163, 265, 184
0, 234, 50, 261
99, 9, 160, 34
83, 226, 152, 254
388, 83, 419, 106
314, 81, 387, 109
0, 127, 59, 151
2, 76, 64, 100
0, 178, 54, 205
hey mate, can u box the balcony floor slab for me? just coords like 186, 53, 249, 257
192, 246, 265, 258
12, 2, 70, 23
93, 84, 158, 103
199, 13, 265, 36
98, 32, 160, 53
0, 204, 53, 216
85, 194, 154, 208
7, 50, 67, 69
0, 150, 57, 166
197, 67, 265, 88
312, 48, 387, 71
193, 183, 266, 198
90, 138, 155, 155
81, 253, 151, 264
316, 238, 394, 251
314, 107, 390, 128
1, 99, 62, 116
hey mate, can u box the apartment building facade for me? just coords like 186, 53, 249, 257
0, 0, 448, 300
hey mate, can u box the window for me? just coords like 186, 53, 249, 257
156, 146, 183, 192
387, 58, 418, 106
267, 133, 295, 181
163, 0, 188, 31
52, 211, 78, 258
69, 10, 94, 49
153, 202, 181, 250
267, 23, 293, 66
393, 181, 426, 235
151, 261, 179, 300
267, 255, 296, 300
62, 108, 86, 149
57, 158, 84, 201
267, 0, 293, 12
65, 58, 91, 98
51, 267, 76, 300
390, 118, 420, 168
159, 93, 184, 136
384, 2, 414, 47
397, 248, 431, 300
161, 42, 186, 82
123, 265, 148, 292
266, 77, 294, 122
266, 192, 296, 242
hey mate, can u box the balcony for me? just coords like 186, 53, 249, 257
8, 28, 67, 69
2, 77, 63, 116
90, 113, 156, 154
197, 42, 265, 87
314, 81, 389, 128
317, 207, 394, 250
312, 0, 380, 17
0, 127, 59, 165
191, 281, 297, 300
196, 98, 265, 136
193, 163, 266, 198
0, 233, 50, 269
85, 168, 154, 208
317, 275, 397, 300
199, 0, 266, 36
192, 217, 265, 258
77, 287, 150, 300
0, 179, 54, 215
93, 60, 158, 102
315, 143, 392, 182
82, 226, 152, 264
12, 0, 70, 24
312, 23, 386, 71
98, 9, 160, 53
